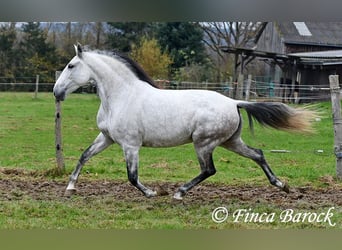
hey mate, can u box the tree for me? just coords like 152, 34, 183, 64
93, 22, 105, 49
0, 23, 17, 79
45, 22, 108, 63
106, 22, 213, 81
156, 22, 207, 69
106, 22, 155, 52
18, 22, 60, 82
130, 37, 172, 79
200, 22, 267, 81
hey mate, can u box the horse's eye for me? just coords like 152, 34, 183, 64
68, 64, 74, 69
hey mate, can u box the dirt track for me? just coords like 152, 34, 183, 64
0, 168, 341, 209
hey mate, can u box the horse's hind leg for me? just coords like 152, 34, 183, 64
65, 132, 113, 195
174, 143, 216, 200
222, 138, 289, 193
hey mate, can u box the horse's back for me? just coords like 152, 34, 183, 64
138, 88, 241, 147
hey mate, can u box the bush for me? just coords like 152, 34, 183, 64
130, 37, 173, 80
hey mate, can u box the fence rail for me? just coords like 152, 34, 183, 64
0, 76, 334, 103
0, 82, 97, 93
155, 78, 332, 103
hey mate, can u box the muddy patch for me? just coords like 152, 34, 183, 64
0, 168, 341, 209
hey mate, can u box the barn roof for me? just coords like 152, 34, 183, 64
288, 49, 342, 66
288, 49, 342, 59
221, 46, 342, 67
277, 22, 342, 47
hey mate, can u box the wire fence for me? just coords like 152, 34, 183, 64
1, 75, 338, 159
247, 79, 331, 102
155, 77, 332, 103
0, 76, 37, 83
0, 75, 334, 103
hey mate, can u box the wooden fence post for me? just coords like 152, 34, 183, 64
329, 75, 342, 179
34, 74, 39, 99
245, 74, 252, 101
55, 71, 65, 174
236, 73, 244, 100
228, 76, 233, 98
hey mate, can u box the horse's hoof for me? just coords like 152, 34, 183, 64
64, 189, 77, 197
145, 190, 157, 198
282, 182, 290, 193
173, 192, 183, 200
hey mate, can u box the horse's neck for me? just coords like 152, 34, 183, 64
86, 53, 140, 106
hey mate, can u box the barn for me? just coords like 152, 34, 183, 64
223, 22, 342, 102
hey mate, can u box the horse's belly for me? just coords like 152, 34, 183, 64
142, 129, 192, 147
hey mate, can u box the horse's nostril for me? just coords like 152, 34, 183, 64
53, 90, 66, 101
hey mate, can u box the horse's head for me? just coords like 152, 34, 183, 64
53, 43, 92, 101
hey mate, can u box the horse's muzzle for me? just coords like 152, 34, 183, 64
53, 89, 66, 101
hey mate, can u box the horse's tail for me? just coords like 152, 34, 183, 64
236, 101, 317, 133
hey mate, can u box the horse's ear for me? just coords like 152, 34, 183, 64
74, 43, 83, 58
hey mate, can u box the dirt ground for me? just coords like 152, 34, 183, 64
0, 167, 341, 209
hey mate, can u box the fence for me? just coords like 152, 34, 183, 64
0, 74, 332, 103
0, 76, 37, 83
157, 76, 339, 179
2, 74, 340, 179
0, 81, 96, 93
329, 75, 342, 179
155, 76, 331, 103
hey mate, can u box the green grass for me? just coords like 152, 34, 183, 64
0, 92, 336, 185
0, 189, 340, 229
0, 92, 341, 229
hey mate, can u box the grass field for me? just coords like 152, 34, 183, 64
0, 92, 341, 229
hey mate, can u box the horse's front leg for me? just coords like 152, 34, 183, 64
123, 146, 157, 198
65, 132, 113, 196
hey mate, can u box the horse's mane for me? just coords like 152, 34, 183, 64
90, 49, 159, 89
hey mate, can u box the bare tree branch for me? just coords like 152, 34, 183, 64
199, 22, 266, 81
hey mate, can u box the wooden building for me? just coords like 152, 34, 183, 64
258, 22, 342, 54
223, 22, 342, 102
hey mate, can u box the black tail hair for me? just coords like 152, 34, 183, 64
237, 102, 314, 133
